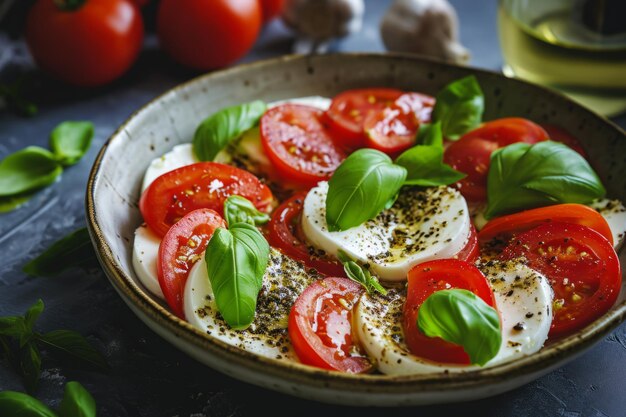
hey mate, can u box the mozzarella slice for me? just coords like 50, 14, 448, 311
184, 248, 322, 361
355, 261, 553, 375
589, 199, 626, 249
141, 144, 198, 192
132, 224, 165, 299
301, 182, 472, 281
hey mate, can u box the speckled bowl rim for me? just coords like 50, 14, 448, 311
86, 53, 626, 396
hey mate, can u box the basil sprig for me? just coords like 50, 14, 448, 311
431, 75, 484, 140
223, 195, 270, 227
205, 223, 270, 330
337, 251, 387, 296
485, 141, 605, 219
418, 289, 501, 366
0, 381, 96, 417
50, 121, 94, 167
193, 100, 267, 161
325, 149, 407, 232
395, 122, 465, 186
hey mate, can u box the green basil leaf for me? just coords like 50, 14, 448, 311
0, 147, 62, 197
0, 316, 26, 338
223, 195, 270, 227
58, 382, 96, 417
205, 224, 270, 330
49, 121, 94, 167
416, 122, 443, 147
485, 141, 606, 218
0, 391, 57, 417
24, 300, 44, 335
337, 251, 387, 296
193, 100, 267, 161
326, 149, 407, 231
418, 289, 501, 366
20, 342, 41, 393
23, 228, 98, 277
0, 193, 34, 213
432, 75, 484, 140
36, 330, 108, 371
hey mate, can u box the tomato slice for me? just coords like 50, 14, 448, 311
364, 92, 435, 155
260, 104, 345, 188
479, 204, 614, 246
289, 277, 372, 373
455, 223, 479, 263
325, 88, 404, 149
267, 193, 346, 277
542, 124, 587, 158
501, 222, 621, 338
140, 162, 273, 237
403, 259, 497, 365
157, 208, 226, 318
443, 118, 549, 202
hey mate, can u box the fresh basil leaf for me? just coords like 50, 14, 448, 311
337, 251, 387, 296
0, 192, 36, 213
0, 147, 62, 197
0, 316, 26, 338
23, 228, 98, 277
0, 391, 57, 417
418, 289, 501, 366
432, 76, 484, 140
36, 330, 108, 371
193, 100, 267, 161
223, 195, 270, 227
485, 141, 606, 219
205, 224, 270, 330
20, 342, 41, 393
49, 121, 94, 167
416, 122, 443, 147
24, 300, 44, 335
58, 382, 96, 417
326, 149, 407, 232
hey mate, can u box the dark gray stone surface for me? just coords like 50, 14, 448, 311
1, 0, 625, 416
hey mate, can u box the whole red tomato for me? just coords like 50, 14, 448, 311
260, 0, 285, 22
26, 0, 144, 87
157, 0, 261, 70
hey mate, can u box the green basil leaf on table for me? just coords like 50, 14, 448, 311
23, 228, 98, 277
485, 141, 606, 219
325, 149, 407, 232
0, 193, 36, 213
24, 300, 44, 335
432, 75, 484, 140
337, 251, 387, 296
0, 391, 57, 417
223, 195, 270, 227
0, 147, 62, 197
50, 121, 94, 166
193, 100, 267, 161
418, 289, 501, 366
36, 330, 109, 371
58, 381, 96, 417
0, 316, 27, 338
19, 342, 42, 393
205, 223, 270, 330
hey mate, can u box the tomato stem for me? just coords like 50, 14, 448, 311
53, 0, 86, 11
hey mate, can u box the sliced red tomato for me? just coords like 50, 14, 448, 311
260, 104, 345, 188
542, 124, 587, 158
479, 204, 613, 246
140, 162, 273, 237
501, 222, 621, 338
364, 92, 435, 155
289, 277, 372, 373
444, 118, 549, 202
325, 88, 404, 150
455, 224, 479, 263
403, 259, 497, 364
267, 193, 346, 276
157, 208, 226, 318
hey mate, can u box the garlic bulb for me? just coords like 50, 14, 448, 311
380, 0, 470, 64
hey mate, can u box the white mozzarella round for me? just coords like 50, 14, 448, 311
589, 198, 626, 249
132, 224, 165, 299
141, 144, 198, 192
184, 248, 322, 361
301, 182, 472, 281
355, 261, 553, 375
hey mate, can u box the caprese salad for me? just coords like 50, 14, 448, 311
133, 76, 625, 375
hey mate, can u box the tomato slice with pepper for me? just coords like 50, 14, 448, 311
455, 224, 479, 263
140, 162, 273, 237
443, 118, 549, 202
363, 92, 435, 156
501, 222, 621, 338
289, 277, 372, 373
157, 208, 226, 318
478, 204, 614, 246
403, 259, 497, 364
267, 193, 346, 276
325, 88, 404, 150
260, 104, 345, 188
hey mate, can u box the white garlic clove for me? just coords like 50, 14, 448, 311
282, 0, 365, 42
